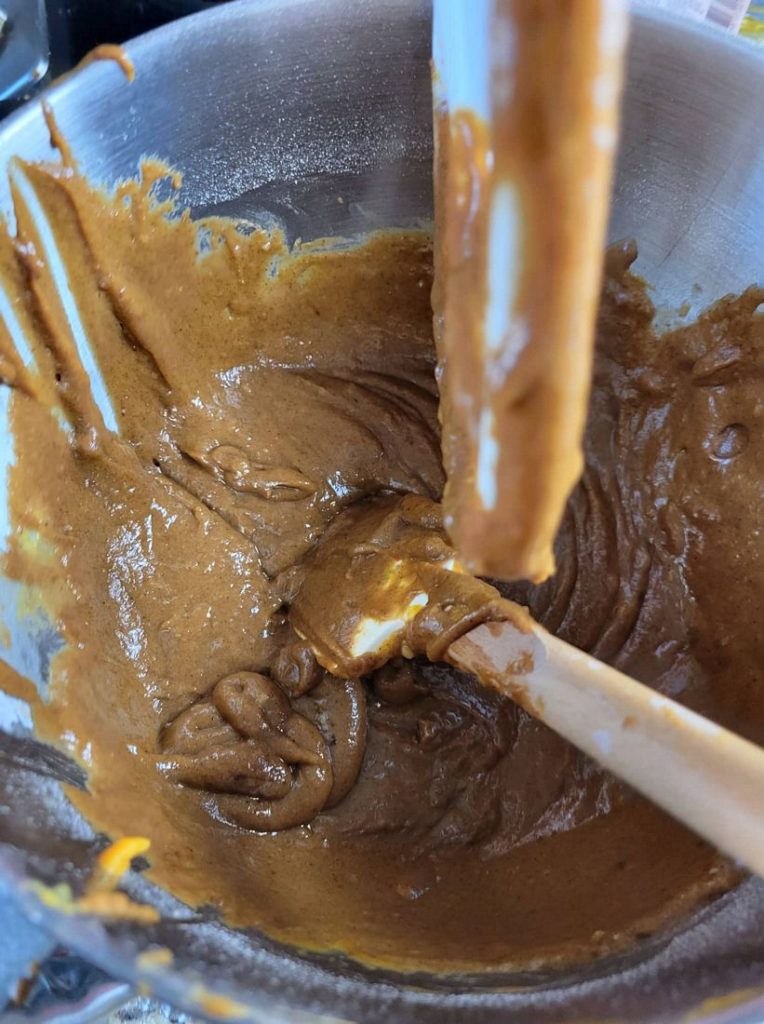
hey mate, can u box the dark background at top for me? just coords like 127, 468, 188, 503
46, 0, 233, 77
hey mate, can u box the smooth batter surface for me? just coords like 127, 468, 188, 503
0, 160, 762, 971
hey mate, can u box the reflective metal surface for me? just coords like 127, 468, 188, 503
0, 1, 763, 1021
0, 0, 48, 111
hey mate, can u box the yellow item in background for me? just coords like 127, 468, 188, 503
741, 3, 764, 37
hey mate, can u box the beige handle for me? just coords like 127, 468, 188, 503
449, 618, 764, 877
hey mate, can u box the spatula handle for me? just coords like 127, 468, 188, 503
450, 619, 764, 877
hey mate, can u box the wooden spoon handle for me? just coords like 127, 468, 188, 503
449, 618, 764, 877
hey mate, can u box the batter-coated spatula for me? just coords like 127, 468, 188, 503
432, 0, 629, 583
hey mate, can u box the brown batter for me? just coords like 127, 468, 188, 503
0, 157, 762, 971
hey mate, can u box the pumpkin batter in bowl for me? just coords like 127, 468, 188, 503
0, 153, 761, 972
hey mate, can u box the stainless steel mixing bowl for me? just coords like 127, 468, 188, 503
0, 1, 763, 1021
